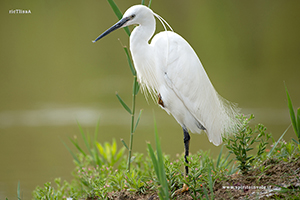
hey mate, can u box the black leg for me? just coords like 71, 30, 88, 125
183, 127, 190, 175
173, 127, 190, 195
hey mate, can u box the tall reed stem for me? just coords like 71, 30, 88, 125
107, 0, 150, 172
127, 76, 138, 171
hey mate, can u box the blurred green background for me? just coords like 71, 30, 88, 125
0, 0, 299, 199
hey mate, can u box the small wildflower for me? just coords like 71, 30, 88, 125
277, 150, 280, 153
266, 149, 270, 152
282, 140, 287, 145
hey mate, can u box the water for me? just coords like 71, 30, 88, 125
1, 0, 299, 199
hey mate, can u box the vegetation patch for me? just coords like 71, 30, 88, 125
27, 113, 300, 199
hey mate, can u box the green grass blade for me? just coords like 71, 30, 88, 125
134, 78, 140, 95
107, 0, 130, 36
285, 84, 297, 134
123, 47, 136, 76
121, 139, 129, 150
17, 181, 21, 200
77, 122, 94, 157
149, 0, 153, 8
147, 115, 170, 199
202, 185, 209, 200
69, 137, 87, 157
107, 0, 122, 19
141, 0, 145, 5
116, 93, 132, 114
93, 120, 102, 166
153, 117, 169, 199
147, 143, 159, 177
216, 145, 224, 169
208, 164, 214, 200
61, 140, 81, 165
133, 110, 143, 133
224, 155, 233, 169
292, 138, 299, 145
297, 108, 300, 140
268, 124, 291, 157
132, 77, 137, 97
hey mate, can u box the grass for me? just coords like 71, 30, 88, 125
285, 83, 300, 144
3, 109, 294, 199
28, 99, 300, 199
29, 123, 300, 199
30, 142, 237, 199
147, 118, 169, 199
29, 109, 300, 199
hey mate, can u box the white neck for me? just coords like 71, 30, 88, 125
129, 13, 158, 95
130, 13, 156, 53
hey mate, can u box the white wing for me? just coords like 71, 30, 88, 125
151, 31, 240, 146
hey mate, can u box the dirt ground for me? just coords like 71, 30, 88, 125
214, 158, 300, 199
92, 158, 300, 199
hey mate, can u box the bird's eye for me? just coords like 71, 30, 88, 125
131, 14, 136, 19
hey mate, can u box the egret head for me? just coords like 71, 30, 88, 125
92, 5, 153, 43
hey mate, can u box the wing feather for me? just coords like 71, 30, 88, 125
151, 31, 240, 145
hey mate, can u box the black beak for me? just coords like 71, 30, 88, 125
92, 17, 131, 43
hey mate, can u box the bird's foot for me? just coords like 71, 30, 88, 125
173, 183, 189, 196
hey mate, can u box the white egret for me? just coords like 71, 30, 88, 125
93, 5, 240, 177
